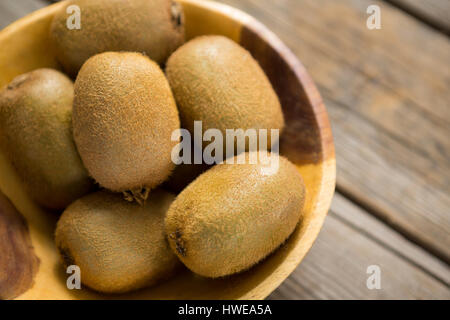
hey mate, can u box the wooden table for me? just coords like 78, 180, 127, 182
1, 0, 449, 299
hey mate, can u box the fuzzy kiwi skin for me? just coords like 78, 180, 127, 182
55, 189, 181, 294
50, 0, 185, 77
166, 35, 285, 154
73, 52, 180, 195
0, 69, 92, 210
165, 152, 305, 278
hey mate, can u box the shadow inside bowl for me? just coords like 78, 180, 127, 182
0, 0, 335, 300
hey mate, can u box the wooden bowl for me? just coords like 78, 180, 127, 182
0, 0, 335, 300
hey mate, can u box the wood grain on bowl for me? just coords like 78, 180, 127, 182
0, 190, 39, 300
0, 0, 335, 299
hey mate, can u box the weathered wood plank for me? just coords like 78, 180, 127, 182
218, 0, 450, 163
328, 100, 450, 262
387, 0, 450, 35
269, 194, 450, 300
216, 0, 450, 261
0, 0, 47, 30
331, 193, 450, 285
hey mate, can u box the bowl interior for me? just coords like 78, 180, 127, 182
0, 0, 335, 299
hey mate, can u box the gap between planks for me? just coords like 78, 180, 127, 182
336, 183, 450, 266
269, 193, 450, 299
384, 0, 450, 36
331, 192, 449, 286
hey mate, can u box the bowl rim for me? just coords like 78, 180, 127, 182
0, 0, 336, 300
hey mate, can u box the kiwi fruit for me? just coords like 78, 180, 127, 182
165, 152, 305, 278
72, 52, 180, 201
50, 0, 185, 77
0, 68, 92, 210
55, 189, 181, 294
166, 35, 285, 156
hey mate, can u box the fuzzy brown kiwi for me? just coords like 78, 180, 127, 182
55, 189, 181, 294
165, 152, 305, 278
72, 52, 180, 199
166, 35, 285, 157
0, 69, 92, 210
50, 0, 185, 77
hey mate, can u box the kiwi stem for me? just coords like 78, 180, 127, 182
169, 229, 186, 257
123, 187, 150, 205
